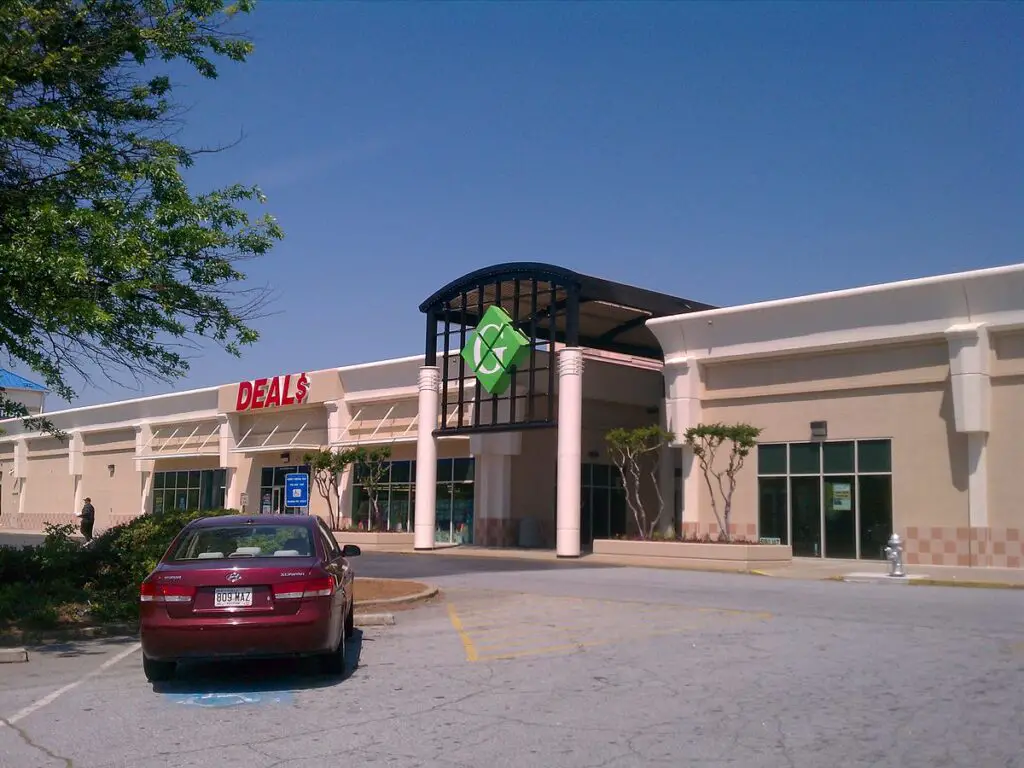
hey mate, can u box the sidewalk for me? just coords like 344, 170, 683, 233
753, 557, 1024, 587
417, 546, 1024, 587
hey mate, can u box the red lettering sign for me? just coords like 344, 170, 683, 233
234, 373, 310, 411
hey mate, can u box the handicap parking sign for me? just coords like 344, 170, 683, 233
284, 473, 308, 508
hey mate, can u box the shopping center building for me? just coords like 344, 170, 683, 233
1, 261, 1022, 569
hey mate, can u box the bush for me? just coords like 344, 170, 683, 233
0, 509, 236, 628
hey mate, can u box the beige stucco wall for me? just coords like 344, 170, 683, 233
698, 341, 967, 533
987, 330, 1024, 531
23, 451, 73, 520
81, 447, 140, 527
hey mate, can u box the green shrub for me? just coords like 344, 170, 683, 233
0, 508, 237, 627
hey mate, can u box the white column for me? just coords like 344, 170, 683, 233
946, 323, 991, 530
663, 358, 702, 533
414, 366, 441, 550
556, 347, 584, 557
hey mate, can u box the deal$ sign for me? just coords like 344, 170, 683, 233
460, 305, 530, 396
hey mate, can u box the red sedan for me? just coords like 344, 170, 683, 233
139, 514, 360, 682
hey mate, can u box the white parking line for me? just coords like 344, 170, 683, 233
2, 642, 141, 726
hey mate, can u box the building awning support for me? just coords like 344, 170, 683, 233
134, 421, 221, 462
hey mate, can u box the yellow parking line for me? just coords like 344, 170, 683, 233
446, 603, 479, 662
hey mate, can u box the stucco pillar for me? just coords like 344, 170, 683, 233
338, 464, 354, 529
946, 324, 991, 530
68, 430, 84, 514
657, 400, 675, 534
219, 414, 243, 510
556, 347, 584, 557
471, 432, 522, 546
134, 424, 154, 516
13, 438, 27, 519
662, 357, 702, 535
414, 366, 440, 550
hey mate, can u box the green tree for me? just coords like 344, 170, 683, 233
305, 448, 358, 532
352, 446, 392, 532
0, 0, 282, 434
605, 425, 674, 540
683, 423, 762, 541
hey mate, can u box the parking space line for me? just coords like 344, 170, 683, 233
446, 603, 479, 662
2, 642, 141, 726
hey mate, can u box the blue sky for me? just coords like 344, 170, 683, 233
16, 1, 1024, 408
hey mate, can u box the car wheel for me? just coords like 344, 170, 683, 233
320, 629, 347, 677
143, 654, 176, 683
344, 600, 355, 639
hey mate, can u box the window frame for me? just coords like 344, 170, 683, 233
756, 439, 893, 560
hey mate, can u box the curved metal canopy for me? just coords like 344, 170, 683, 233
420, 261, 715, 359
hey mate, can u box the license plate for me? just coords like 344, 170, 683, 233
214, 587, 253, 608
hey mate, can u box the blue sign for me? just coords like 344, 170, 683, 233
284, 473, 309, 508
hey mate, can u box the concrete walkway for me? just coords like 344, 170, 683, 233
418, 545, 1024, 587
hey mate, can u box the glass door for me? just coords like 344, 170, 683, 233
790, 476, 822, 557
271, 487, 283, 514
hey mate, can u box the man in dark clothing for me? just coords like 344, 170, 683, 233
78, 497, 95, 542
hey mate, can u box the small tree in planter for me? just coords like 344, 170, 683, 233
305, 447, 358, 531
683, 423, 762, 542
352, 445, 392, 532
605, 425, 674, 540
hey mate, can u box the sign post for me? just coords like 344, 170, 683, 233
284, 473, 309, 514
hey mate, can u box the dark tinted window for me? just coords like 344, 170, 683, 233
168, 525, 314, 561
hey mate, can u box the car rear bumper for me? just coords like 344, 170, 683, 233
141, 606, 337, 662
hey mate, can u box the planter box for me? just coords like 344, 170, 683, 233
336, 532, 415, 552
592, 538, 792, 571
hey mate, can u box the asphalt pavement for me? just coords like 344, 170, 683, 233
1, 560, 1022, 767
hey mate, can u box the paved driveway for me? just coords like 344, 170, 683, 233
2, 564, 1022, 767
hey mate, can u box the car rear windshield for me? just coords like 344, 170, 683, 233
168, 525, 315, 561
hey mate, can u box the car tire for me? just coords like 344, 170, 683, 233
143, 654, 176, 683
320, 629, 347, 677
344, 600, 355, 639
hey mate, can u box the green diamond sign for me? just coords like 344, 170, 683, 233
461, 305, 530, 395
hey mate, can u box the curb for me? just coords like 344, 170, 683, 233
1, 622, 137, 647
356, 583, 439, 608
0, 647, 28, 663
907, 578, 1024, 590
356, 613, 396, 627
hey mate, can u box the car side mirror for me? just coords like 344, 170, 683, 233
341, 544, 361, 558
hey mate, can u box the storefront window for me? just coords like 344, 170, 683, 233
153, 468, 225, 515
757, 440, 892, 560
351, 458, 475, 543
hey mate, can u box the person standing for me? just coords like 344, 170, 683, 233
77, 497, 96, 542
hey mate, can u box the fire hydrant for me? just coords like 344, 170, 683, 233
885, 533, 906, 577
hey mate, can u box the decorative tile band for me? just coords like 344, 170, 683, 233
903, 527, 1023, 569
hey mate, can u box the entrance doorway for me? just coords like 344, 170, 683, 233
580, 463, 627, 548
259, 464, 311, 515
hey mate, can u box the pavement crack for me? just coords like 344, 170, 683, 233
1, 719, 73, 768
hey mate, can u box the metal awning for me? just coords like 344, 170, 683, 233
231, 415, 323, 454
135, 421, 220, 461
332, 401, 471, 448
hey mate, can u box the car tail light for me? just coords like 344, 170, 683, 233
140, 582, 196, 604
272, 576, 335, 601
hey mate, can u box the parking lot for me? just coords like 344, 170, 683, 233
2, 555, 1023, 767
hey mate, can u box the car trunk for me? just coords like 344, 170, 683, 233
151, 558, 319, 619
